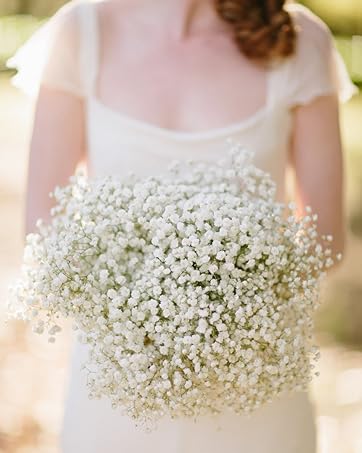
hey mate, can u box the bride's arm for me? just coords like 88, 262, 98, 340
5, 2, 86, 238
289, 93, 346, 265
284, 4, 359, 269
24, 86, 86, 236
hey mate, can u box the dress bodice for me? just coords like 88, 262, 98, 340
77, 1, 293, 204
85, 95, 292, 203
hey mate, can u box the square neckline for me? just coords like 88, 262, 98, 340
88, 95, 274, 141
82, 0, 281, 141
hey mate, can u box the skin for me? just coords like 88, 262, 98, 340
25, 0, 346, 269
289, 95, 346, 262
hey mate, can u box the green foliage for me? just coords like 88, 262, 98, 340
335, 36, 362, 84
300, 0, 362, 36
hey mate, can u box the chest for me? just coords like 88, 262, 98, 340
96, 23, 269, 131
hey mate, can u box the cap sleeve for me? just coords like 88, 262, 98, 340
283, 3, 359, 108
6, 0, 84, 98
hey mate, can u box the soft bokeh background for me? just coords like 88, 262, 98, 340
0, 1, 361, 452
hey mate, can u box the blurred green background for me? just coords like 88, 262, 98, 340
0, 1, 361, 453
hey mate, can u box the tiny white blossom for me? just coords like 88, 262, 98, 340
6, 144, 334, 432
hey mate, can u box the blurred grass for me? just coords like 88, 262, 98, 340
300, 0, 362, 35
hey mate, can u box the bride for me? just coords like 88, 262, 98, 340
8, 0, 358, 451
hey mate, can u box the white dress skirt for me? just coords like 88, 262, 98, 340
7, 1, 358, 451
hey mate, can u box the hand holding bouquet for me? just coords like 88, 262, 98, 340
7, 143, 338, 431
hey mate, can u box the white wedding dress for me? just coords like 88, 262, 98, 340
8, 1, 358, 452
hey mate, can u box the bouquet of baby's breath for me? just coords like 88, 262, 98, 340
7, 143, 338, 431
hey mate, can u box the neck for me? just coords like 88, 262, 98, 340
125, 0, 228, 40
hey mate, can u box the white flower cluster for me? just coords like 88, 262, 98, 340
7, 143, 338, 431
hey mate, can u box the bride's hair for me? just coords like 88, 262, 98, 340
215, 0, 297, 64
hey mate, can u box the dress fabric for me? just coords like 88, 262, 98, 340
7, 1, 358, 452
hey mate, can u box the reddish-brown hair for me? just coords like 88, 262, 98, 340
215, 0, 297, 66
